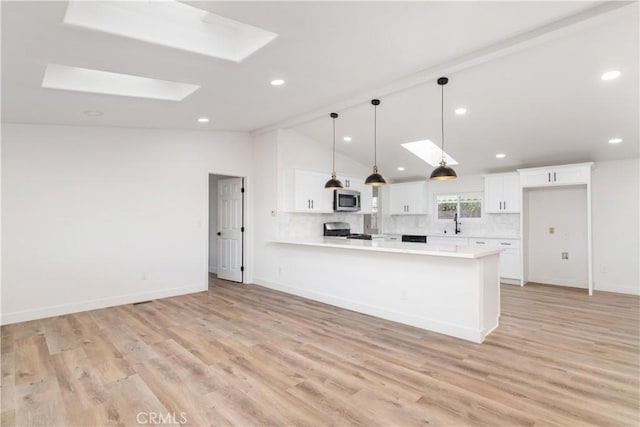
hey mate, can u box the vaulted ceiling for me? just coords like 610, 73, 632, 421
2, 1, 638, 179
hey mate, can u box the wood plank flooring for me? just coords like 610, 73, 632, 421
1, 279, 638, 426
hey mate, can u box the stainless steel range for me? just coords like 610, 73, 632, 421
323, 222, 373, 240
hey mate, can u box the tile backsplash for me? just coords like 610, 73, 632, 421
278, 212, 519, 238
278, 212, 363, 238
382, 213, 520, 236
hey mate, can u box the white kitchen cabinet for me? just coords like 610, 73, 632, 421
428, 236, 469, 246
518, 163, 592, 188
343, 175, 372, 214
484, 173, 520, 213
493, 239, 521, 280
468, 238, 522, 280
285, 169, 333, 213
389, 181, 429, 215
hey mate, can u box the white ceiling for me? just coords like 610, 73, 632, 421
1, 1, 638, 180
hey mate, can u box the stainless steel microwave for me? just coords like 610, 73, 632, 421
334, 189, 361, 212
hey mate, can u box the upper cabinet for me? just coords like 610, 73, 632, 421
343, 176, 373, 214
484, 173, 520, 213
282, 169, 371, 214
518, 163, 593, 188
283, 169, 334, 213
389, 181, 429, 215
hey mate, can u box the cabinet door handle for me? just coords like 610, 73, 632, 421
548, 172, 551, 182
503, 201, 506, 210
407, 205, 410, 213
499, 201, 502, 210
500, 242, 511, 246
476, 241, 485, 244
311, 200, 314, 209
553, 172, 557, 182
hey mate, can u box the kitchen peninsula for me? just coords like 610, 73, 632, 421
272, 238, 501, 343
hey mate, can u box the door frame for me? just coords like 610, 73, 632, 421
208, 173, 248, 284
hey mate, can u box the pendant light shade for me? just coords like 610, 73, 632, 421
429, 77, 457, 181
325, 112, 344, 189
365, 99, 386, 186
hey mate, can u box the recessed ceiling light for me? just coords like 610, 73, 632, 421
397, 167, 405, 171
608, 138, 622, 144
270, 79, 285, 86
343, 136, 352, 142
42, 64, 199, 101
401, 139, 458, 167
197, 117, 210, 123
83, 110, 103, 116
496, 153, 506, 159
601, 70, 621, 81
63, 1, 277, 62
455, 107, 467, 115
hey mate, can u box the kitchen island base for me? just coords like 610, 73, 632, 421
259, 240, 501, 343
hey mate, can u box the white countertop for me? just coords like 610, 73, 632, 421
385, 233, 520, 240
276, 237, 502, 259
427, 233, 521, 240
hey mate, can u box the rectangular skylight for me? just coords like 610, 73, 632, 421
63, 1, 278, 63
41, 64, 200, 101
402, 140, 459, 167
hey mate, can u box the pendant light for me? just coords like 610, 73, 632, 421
430, 77, 457, 181
365, 99, 386, 186
324, 112, 344, 189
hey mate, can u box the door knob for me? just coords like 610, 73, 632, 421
217, 232, 221, 236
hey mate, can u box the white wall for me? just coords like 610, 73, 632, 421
276, 129, 371, 235
592, 158, 639, 295
525, 186, 589, 288
251, 128, 371, 285
1, 124, 253, 324
250, 130, 280, 284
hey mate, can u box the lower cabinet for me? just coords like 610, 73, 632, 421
428, 236, 469, 246
499, 247, 521, 280
441, 236, 522, 280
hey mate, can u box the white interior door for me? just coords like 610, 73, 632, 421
217, 177, 244, 282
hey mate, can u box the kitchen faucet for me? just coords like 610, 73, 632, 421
453, 213, 461, 235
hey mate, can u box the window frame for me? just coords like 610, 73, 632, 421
434, 192, 484, 222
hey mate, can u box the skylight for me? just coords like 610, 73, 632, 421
63, 1, 278, 62
401, 140, 459, 167
41, 64, 200, 101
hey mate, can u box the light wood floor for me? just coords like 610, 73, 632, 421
1, 279, 638, 426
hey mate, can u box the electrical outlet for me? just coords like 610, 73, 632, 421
549, 227, 555, 234
561, 252, 569, 260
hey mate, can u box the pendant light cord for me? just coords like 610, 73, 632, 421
441, 83, 445, 163
332, 116, 336, 173
374, 104, 377, 167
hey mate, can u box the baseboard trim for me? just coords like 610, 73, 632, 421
251, 278, 487, 343
1, 284, 207, 325
594, 284, 640, 296
528, 276, 588, 289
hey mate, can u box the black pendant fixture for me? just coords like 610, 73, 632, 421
365, 99, 386, 186
430, 77, 457, 181
324, 112, 344, 189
